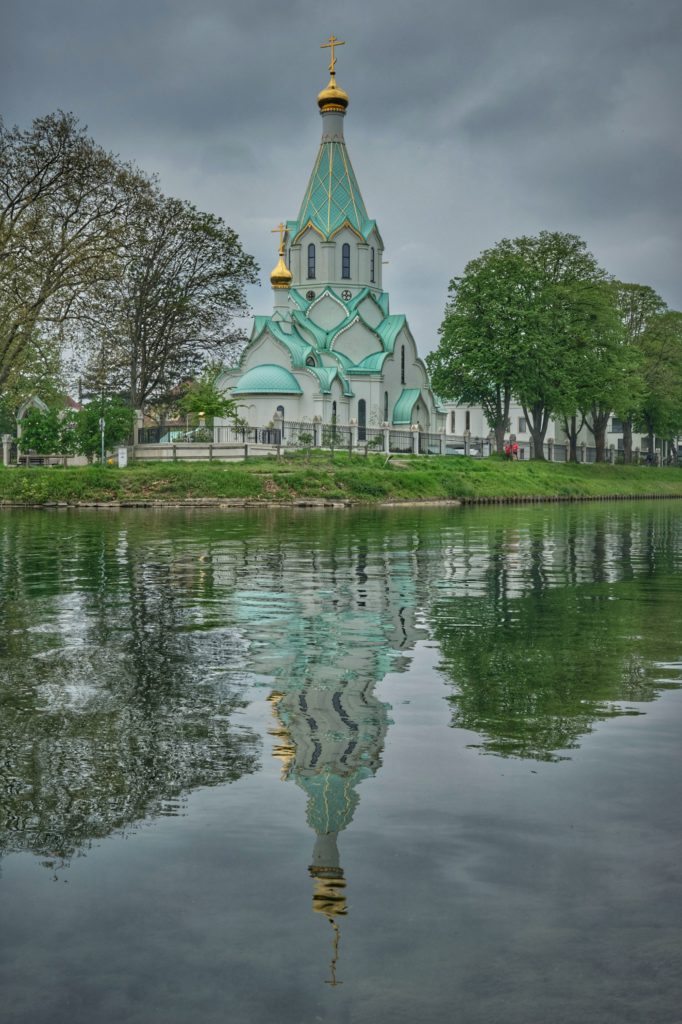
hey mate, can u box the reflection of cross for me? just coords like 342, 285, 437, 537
324, 918, 343, 987
271, 222, 286, 255
321, 34, 345, 75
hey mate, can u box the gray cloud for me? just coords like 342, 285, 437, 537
1, 0, 680, 351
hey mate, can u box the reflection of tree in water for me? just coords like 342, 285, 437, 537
432, 508, 682, 761
0, 514, 260, 865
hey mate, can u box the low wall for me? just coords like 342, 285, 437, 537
133, 442, 280, 461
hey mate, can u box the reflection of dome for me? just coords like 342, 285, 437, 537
232, 364, 302, 394
317, 73, 349, 112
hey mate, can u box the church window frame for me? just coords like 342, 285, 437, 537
307, 243, 316, 279
370, 247, 375, 283
342, 243, 351, 279
400, 345, 405, 385
384, 391, 389, 423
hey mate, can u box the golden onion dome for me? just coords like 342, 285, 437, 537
270, 251, 292, 289
317, 73, 349, 112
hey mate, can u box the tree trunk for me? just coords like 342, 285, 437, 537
585, 405, 610, 463
495, 422, 506, 454
622, 418, 633, 464
523, 401, 550, 460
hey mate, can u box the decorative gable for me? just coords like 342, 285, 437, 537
308, 292, 347, 331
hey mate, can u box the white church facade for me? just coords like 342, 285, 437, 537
219, 42, 446, 436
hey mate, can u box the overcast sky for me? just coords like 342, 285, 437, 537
2, 0, 681, 353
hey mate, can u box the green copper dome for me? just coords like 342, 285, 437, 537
233, 364, 303, 395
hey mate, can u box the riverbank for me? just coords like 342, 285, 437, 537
2, 454, 682, 507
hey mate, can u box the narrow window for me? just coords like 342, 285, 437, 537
342, 243, 351, 279
307, 243, 316, 279
450, 410, 456, 433
331, 400, 337, 423
358, 399, 366, 441
518, 416, 527, 433
400, 345, 405, 385
276, 404, 285, 420
465, 410, 471, 431
384, 391, 389, 423
370, 247, 375, 283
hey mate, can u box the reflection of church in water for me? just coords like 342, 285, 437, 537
237, 535, 426, 984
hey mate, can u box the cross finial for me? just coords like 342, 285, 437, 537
321, 34, 345, 75
271, 222, 287, 254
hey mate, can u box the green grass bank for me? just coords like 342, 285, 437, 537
2, 453, 682, 506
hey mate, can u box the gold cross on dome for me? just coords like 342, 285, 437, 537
271, 222, 287, 254
321, 34, 345, 74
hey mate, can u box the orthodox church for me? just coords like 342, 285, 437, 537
220, 39, 445, 434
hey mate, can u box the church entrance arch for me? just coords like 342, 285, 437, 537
358, 399, 366, 441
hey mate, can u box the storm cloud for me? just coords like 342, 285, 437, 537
2, 0, 680, 351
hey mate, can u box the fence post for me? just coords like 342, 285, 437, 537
634, 446, 640, 465
382, 421, 390, 454
244, 443, 248, 460
463, 429, 470, 457
349, 418, 358, 451
608, 444, 615, 464
547, 438, 554, 462
313, 415, 322, 448
440, 430, 446, 455
580, 442, 586, 464
411, 423, 419, 455
209, 443, 213, 462
488, 431, 496, 458
172, 444, 177, 462
2, 434, 12, 467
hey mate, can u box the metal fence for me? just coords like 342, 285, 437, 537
138, 424, 281, 445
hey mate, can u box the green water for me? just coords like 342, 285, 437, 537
1, 504, 681, 1023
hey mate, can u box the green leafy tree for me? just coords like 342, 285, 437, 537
72, 398, 134, 461
614, 283, 667, 462
427, 245, 528, 452
637, 311, 682, 456
178, 367, 238, 425
17, 406, 75, 455
429, 232, 613, 459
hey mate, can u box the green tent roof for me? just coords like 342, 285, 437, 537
289, 140, 376, 242
233, 364, 303, 395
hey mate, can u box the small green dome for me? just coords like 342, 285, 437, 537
233, 364, 303, 394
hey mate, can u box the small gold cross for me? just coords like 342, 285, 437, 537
271, 222, 287, 253
320, 34, 345, 75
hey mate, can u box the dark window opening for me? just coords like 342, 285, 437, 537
465, 410, 471, 431
276, 404, 285, 420
307, 243, 316, 279
370, 247, 375, 283
342, 243, 351, 279
306, 355, 316, 367
400, 345, 405, 385
358, 399, 366, 441
384, 391, 389, 423
331, 400, 337, 423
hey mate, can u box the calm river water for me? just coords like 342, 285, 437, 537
1, 503, 681, 1024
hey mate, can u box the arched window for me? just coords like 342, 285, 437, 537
383, 390, 389, 423
370, 247, 375, 283
342, 243, 351, 279
307, 243, 316, 279
276, 404, 285, 420
465, 410, 471, 431
450, 410, 456, 433
400, 345, 405, 385
358, 399, 366, 441
331, 400, 337, 423
306, 355, 316, 367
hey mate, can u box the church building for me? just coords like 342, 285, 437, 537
219, 38, 445, 434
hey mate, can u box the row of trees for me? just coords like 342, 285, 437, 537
427, 231, 682, 461
0, 111, 258, 421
